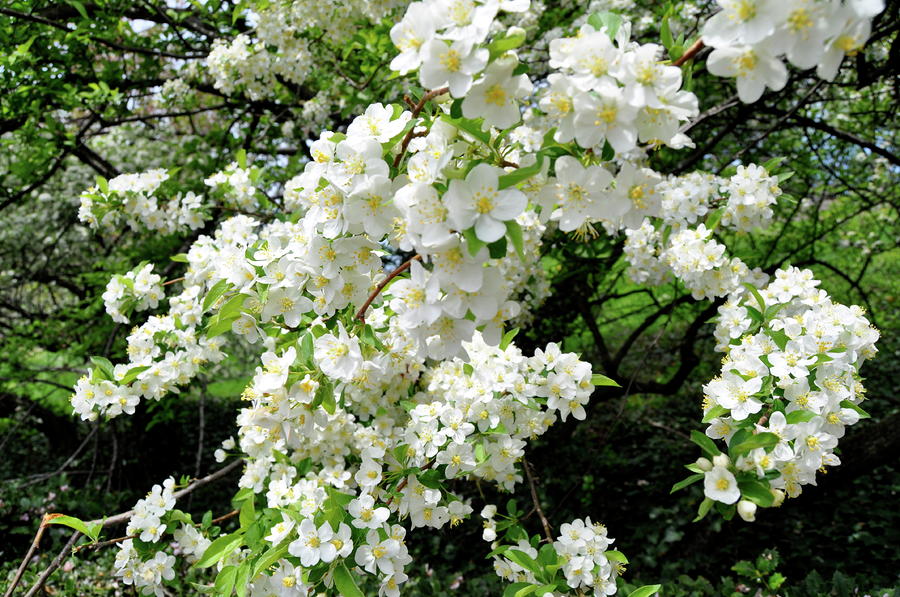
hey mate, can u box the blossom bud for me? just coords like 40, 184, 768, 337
737, 500, 757, 522
507, 26, 526, 38
695, 457, 713, 471
480, 505, 497, 519
771, 489, 785, 507
712, 453, 731, 468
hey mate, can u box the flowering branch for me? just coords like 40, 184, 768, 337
6, 459, 242, 597
354, 254, 422, 323
392, 86, 449, 168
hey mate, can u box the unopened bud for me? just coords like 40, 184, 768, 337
712, 453, 731, 468
771, 489, 785, 507
695, 457, 712, 471
737, 500, 757, 522
507, 26, 526, 38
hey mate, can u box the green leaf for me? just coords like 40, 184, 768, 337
234, 561, 251, 597
600, 140, 615, 162
214, 565, 237, 597
499, 327, 520, 350
195, 533, 243, 569
316, 379, 336, 415
731, 432, 780, 457
218, 294, 248, 321
463, 226, 487, 257
441, 115, 492, 145
67, 0, 89, 19
785, 409, 817, 424
702, 405, 729, 423
238, 496, 255, 527
590, 373, 620, 387
450, 98, 463, 119
299, 332, 315, 367
743, 283, 766, 312
498, 155, 544, 190
761, 156, 786, 171
236, 148, 247, 169
203, 279, 231, 312
488, 31, 526, 60
705, 207, 724, 232
628, 585, 662, 597
690, 430, 722, 458
670, 473, 704, 494
660, 17, 673, 50
693, 497, 714, 522
504, 549, 541, 575
587, 11, 623, 40
505, 220, 526, 260
840, 400, 871, 419
738, 478, 775, 507
488, 236, 508, 259
503, 583, 534, 597
95, 175, 109, 194
46, 515, 101, 541
206, 315, 240, 339
120, 365, 150, 385
90, 356, 115, 381
170, 253, 189, 263
252, 544, 288, 577
606, 550, 628, 564
333, 562, 364, 597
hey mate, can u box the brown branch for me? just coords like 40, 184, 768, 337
355, 255, 422, 323
386, 459, 434, 506
672, 39, 705, 67
10, 459, 243, 596
392, 87, 450, 168
163, 276, 185, 286
3, 514, 56, 597
523, 458, 553, 543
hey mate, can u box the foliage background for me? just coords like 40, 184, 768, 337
0, 0, 898, 595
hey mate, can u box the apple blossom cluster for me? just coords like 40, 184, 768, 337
486, 515, 624, 596
702, 0, 886, 102
206, 35, 280, 101
102, 264, 164, 324
61, 2, 885, 594
206, 1, 407, 100
621, 163, 785, 297
115, 479, 178, 595
71, 282, 226, 421
692, 267, 878, 517
78, 168, 206, 235
203, 162, 260, 210
542, 21, 698, 156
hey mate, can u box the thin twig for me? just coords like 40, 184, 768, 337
392, 87, 450, 168
10, 459, 243, 596
355, 255, 422, 323
523, 458, 553, 543
163, 276, 185, 286
386, 460, 434, 506
672, 39, 705, 67
3, 514, 54, 597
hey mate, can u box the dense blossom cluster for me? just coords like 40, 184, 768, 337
703, 0, 885, 102
486, 514, 623, 596
72, 278, 226, 420
206, 1, 407, 99
698, 267, 878, 516
65, 1, 884, 595
78, 169, 206, 234
102, 263, 164, 324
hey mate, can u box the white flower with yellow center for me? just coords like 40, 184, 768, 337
444, 163, 526, 243
420, 38, 488, 97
